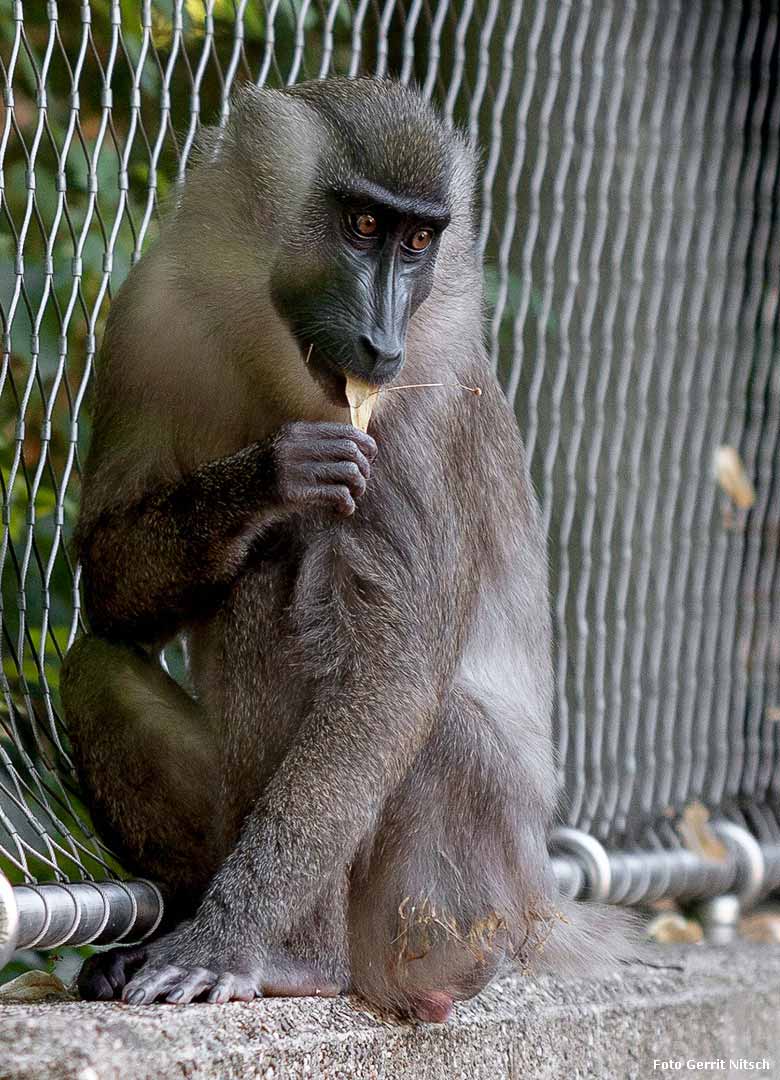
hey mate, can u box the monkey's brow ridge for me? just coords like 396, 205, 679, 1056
333, 179, 451, 226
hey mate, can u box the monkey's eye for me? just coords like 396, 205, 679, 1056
404, 228, 434, 253
349, 212, 379, 239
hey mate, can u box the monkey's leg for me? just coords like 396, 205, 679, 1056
61, 636, 224, 1000
348, 688, 552, 1023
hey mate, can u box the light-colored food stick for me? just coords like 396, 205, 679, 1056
345, 376, 377, 432
345, 375, 483, 432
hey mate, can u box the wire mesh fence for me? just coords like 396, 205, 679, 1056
1, 0, 779, 945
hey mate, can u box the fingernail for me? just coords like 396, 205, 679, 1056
168, 990, 183, 1003
127, 990, 145, 1005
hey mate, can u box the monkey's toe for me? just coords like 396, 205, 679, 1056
164, 967, 217, 1004
206, 972, 258, 1004
122, 963, 190, 1004
78, 944, 148, 1001
122, 959, 340, 1005
123, 962, 262, 1005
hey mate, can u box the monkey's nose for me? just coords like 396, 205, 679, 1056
358, 334, 404, 378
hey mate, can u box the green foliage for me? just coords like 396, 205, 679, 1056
0, 945, 95, 987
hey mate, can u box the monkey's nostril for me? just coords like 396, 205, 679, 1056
359, 334, 404, 375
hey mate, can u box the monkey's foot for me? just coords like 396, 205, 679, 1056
78, 943, 149, 1001
120, 943, 344, 1005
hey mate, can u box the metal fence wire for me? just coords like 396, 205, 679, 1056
1, 0, 780, 957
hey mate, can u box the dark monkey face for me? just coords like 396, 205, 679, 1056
271, 184, 450, 402
267, 79, 457, 405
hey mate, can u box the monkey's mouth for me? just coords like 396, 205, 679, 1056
302, 344, 349, 406
302, 341, 397, 407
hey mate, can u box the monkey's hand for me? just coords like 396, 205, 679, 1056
273, 421, 377, 517
119, 924, 342, 1005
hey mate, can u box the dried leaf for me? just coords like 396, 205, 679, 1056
648, 898, 677, 912
345, 376, 376, 432
677, 801, 728, 862
740, 910, 780, 944
467, 911, 508, 948
646, 912, 703, 945
0, 970, 74, 1002
714, 446, 756, 510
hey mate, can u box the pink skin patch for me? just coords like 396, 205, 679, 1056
411, 990, 454, 1023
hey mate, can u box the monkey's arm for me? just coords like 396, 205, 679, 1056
78, 423, 376, 642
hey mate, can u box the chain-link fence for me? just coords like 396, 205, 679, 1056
1, 0, 779, 960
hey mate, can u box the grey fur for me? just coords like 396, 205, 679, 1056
61, 77, 635, 1020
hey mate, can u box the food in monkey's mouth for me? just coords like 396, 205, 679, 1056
345, 376, 377, 432
302, 344, 380, 424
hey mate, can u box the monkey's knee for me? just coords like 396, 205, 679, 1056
62, 637, 207, 782
61, 635, 222, 899
62, 636, 140, 781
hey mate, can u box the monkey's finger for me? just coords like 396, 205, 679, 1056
345, 427, 378, 463
313, 423, 378, 462
78, 948, 142, 1000
329, 485, 356, 516
303, 484, 355, 516
313, 461, 368, 497
308, 437, 372, 480
341, 434, 375, 468
104, 961, 130, 995
106, 945, 147, 993
164, 967, 215, 1004
77, 954, 112, 1000
345, 447, 372, 481
122, 964, 186, 1004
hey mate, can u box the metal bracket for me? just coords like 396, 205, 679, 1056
712, 820, 766, 908
550, 827, 612, 902
0, 871, 19, 970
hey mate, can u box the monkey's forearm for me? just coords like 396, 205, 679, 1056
79, 421, 376, 642
79, 442, 279, 642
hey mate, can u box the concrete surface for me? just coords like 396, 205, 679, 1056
0, 946, 778, 1079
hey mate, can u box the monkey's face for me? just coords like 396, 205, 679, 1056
269, 182, 450, 406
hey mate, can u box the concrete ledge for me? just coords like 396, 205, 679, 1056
1, 946, 778, 1079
